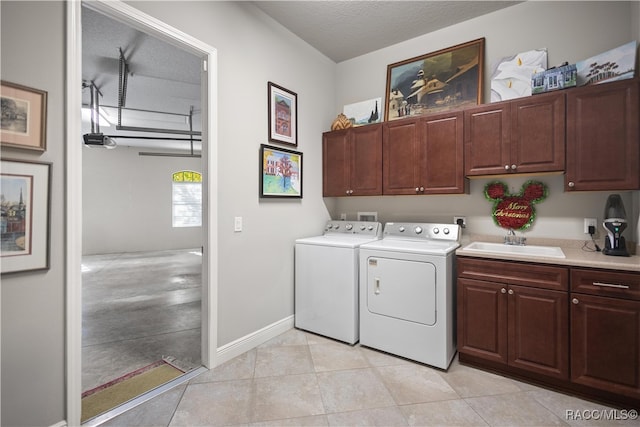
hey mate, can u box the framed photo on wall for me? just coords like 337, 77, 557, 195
259, 144, 302, 198
1, 159, 52, 274
385, 38, 485, 121
0, 81, 48, 151
268, 81, 297, 146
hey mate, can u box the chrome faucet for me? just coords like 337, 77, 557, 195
504, 229, 526, 245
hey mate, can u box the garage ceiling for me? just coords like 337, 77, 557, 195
81, 1, 522, 151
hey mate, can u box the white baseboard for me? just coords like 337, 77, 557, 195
50, 421, 67, 427
215, 315, 294, 366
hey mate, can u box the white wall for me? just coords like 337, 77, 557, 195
333, 1, 638, 242
82, 146, 203, 254
1, 2, 66, 425
126, 1, 335, 346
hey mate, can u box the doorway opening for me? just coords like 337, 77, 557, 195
67, 1, 218, 425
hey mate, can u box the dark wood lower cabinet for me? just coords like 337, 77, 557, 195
457, 257, 640, 409
571, 293, 640, 400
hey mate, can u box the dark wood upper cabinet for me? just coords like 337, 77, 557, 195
383, 111, 466, 195
322, 124, 382, 197
464, 91, 565, 176
565, 78, 639, 191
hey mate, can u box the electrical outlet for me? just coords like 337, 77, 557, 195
584, 218, 597, 234
453, 216, 466, 228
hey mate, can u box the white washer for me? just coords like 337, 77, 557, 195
295, 220, 382, 344
359, 222, 460, 369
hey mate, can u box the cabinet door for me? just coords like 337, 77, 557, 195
383, 118, 420, 194
571, 293, 640, 399
511, 92, 565, 174
457, 277, 508, 364
508, 285, 569, 379
464, 102, 511, 176
566, 79, 639, 191
322, 130, 350, 196
350, 124, 382, 196
419, 111, 466, 194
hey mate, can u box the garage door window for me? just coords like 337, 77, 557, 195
172, 170, 202, 227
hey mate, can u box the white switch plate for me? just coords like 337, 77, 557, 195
583, 218, 597, 234
234, 216, 243, 232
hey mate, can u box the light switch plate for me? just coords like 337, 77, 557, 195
234, 216, 243, 232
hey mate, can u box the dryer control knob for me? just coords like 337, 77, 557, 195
399, 226, 406, 232
433, 228, 440, 234
334, 224, 340, 229
367, 225, 374, 230
346, 224, 353, 230
443, 228, 450, 235
414, 226, 423, 234
360, 225, 366, 230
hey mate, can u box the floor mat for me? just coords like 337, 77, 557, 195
81, 358, 186, 423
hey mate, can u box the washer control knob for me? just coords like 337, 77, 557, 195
443, 228, 450, 235
433, 228, 440, 234
334, 224, 340, 229
346, 224, 353, 230
399, 226, 406, 232
367, 225, 374, 230
414, 226, 423, 234
360, 225, 366, 231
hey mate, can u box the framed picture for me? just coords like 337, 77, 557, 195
1, 159, 51, 274
259, 144, 302, 198
1, 81, 48, 151
385, 38, 485, 121
343, 97, 382, 127
268, 81, 297, 146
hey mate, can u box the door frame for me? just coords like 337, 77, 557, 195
65, 1, 218, 424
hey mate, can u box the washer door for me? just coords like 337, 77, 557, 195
366, 257, 436, 325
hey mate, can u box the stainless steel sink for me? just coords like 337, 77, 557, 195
462, 241, 565, 258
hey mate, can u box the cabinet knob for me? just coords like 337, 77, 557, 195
415, 187, 420, 192
568, 181, 575, 188
508, 289, 514, 295
419, 186, 424, 192
511, 164, 517, 170
501, 288, 507, 294
504, 165, 510, 170
572, 298, 579, 305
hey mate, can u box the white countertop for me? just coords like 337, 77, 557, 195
456, 234, 640, 272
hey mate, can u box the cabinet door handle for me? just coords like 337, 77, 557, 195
374, 278, 380, 295
419, 186, 424, 192
593, 281, 630, 289
568, 181, 575, 188
511, 164, 517, 170
501, 288, 507, 294
415, 187, 420, 192
508, 289, 514, 295
504, 165, 510, 170
572, 298, 579, 305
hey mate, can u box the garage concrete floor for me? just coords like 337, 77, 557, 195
81, 248, 202, 393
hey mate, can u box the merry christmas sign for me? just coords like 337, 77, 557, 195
484, 181, 548, 230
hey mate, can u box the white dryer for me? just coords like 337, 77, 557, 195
295, 220, 382, 344
359, 222, 460, 369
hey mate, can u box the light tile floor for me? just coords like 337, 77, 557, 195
102, 329, 638, 427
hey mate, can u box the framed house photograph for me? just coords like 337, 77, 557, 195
385, 38, 485, 121
1, 81, 48, 151
259, 144, 302, 198
1, 159, 51, 274
268, 81, 297, 146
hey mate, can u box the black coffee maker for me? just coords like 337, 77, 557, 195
602, 194, 630, 257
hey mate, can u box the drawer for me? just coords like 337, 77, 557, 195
571, 268, 640, 301
457, 257, 568, 291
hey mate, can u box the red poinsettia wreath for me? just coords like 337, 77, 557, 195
484, 181, 548, 230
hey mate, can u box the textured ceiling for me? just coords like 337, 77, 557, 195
253, 1, 522, 62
